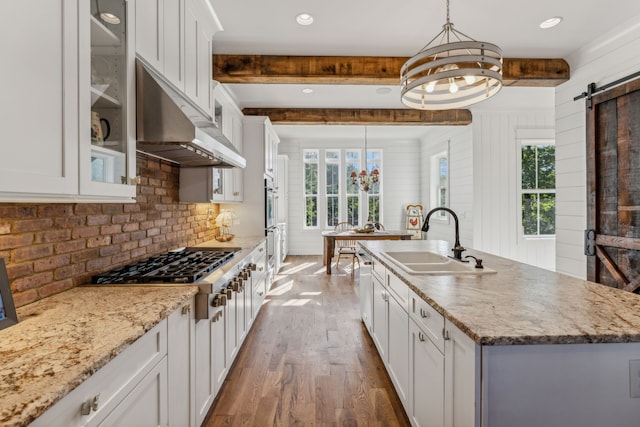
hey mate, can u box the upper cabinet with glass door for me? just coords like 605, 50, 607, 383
0, 0, 136, 202
82, 0, 137, 200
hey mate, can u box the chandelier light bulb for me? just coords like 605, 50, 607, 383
425, 81, 436, 93
464, 75, 476, 85
449, 80, 459, 94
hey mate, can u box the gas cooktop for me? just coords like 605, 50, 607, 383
92, 249, 236, 284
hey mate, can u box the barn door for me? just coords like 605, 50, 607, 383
585, 77, 640, 292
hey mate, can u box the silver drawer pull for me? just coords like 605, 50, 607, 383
420, 308, 430, 319
81, 394, 99, 415
418, 332, 426, 342
181, 304, 191, 315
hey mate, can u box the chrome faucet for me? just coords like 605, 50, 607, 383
421, 207, 467, 261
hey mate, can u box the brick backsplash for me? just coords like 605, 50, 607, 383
0, 153, 219, 308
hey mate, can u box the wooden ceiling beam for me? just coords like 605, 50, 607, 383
213, 55, 570, 87
241, 108, 472, 126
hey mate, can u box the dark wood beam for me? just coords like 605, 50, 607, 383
213, 55, 570, 87
241, 108, 472, 126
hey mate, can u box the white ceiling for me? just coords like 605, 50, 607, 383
209, 0, 640, 140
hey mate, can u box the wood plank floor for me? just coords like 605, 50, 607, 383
203, 255, 410, 427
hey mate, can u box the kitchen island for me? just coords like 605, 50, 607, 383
358, 239, 640, 427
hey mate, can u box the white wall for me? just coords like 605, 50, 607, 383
555, 16, 640, 278
419, 126, 474, 251
278, 137, 421, 255
471, 89, 557, 270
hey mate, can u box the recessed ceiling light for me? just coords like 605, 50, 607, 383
539, 16, 562, 29
302, 88, 313, 94
376, 87, 392, 95
296, 13, 314, 26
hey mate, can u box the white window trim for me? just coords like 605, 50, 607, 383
515, 129, 556, 241
429, 144, 450, 224
302, 149, 319, 230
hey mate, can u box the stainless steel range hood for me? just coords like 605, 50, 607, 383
135, 59, 246, 169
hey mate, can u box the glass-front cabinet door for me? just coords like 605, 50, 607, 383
80, 0, 136, 200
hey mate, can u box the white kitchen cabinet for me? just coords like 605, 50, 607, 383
387, 291, 409, 410
362, 265, 479, 427
135, 0, 185, 91
181, 85, 244, 204
264, 122, 280, 178
1, 0, 136, 202
136, 0, 219, 116
226, 279, 239, 364
371, 273, 388, 360
194, 315, 214, 426
359, 254, 373, 332
0, 0, 78, 197
30, 319, 168, 427
211, 304, 228, 396
97, 357, 168, 427
443, 320, 480, 427
211, 84, 244, 203
252, 242, 268, 317
167, 300, 196, 427
409, 318, 444, 427
184, 0, 214, 115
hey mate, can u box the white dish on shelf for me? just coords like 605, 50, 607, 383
90, 84, 110, 106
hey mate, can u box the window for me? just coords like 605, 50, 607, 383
430, 150, 449, 219
345, 150, 360, 226
303, 150, 318, 228
325, 150, 340, 227
367, 150, 382, 223
303, 148, 382, 229
521, 142, 555, 236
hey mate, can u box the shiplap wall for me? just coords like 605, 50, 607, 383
555, 17, 640, 278
471, 99, 557, 270
419, 126, 474, 250
278, 137, 421, 255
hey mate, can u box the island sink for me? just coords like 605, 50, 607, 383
381, 251, 497, 275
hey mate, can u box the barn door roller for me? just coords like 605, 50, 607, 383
584, 229, 596, 257
574, 69, 640, 109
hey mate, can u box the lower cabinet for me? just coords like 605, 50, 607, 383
31, 310, 172, 427
168, 300, 196, 427
194, 315, 215, 426
98, 357, 168, 427
362, 267, 479, 427
387, 292, 409, 409
409, 318, 444, 427
371, 273, 388, 359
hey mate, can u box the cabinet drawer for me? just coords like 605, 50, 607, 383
387, 272, 409, 311
31, 320, 167, 427
410, 291, 445, 353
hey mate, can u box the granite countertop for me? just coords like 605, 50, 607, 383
0, 236, 266, 426
0, 283, 198, 426
359, 240, 640, 346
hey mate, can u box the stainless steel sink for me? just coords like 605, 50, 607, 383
381, 251, 497, 275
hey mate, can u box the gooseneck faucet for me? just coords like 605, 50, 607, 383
421, 207, 467, 261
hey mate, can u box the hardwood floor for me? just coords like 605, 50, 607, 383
203, 255, 410, 427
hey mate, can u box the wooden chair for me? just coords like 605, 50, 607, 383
334, 222, 360, 276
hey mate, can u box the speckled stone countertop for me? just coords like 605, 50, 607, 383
0, 236, 266, 427
359, 240, 640, 346
0, 283, 198, 426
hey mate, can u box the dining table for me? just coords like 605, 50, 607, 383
322, 229, 413, 274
